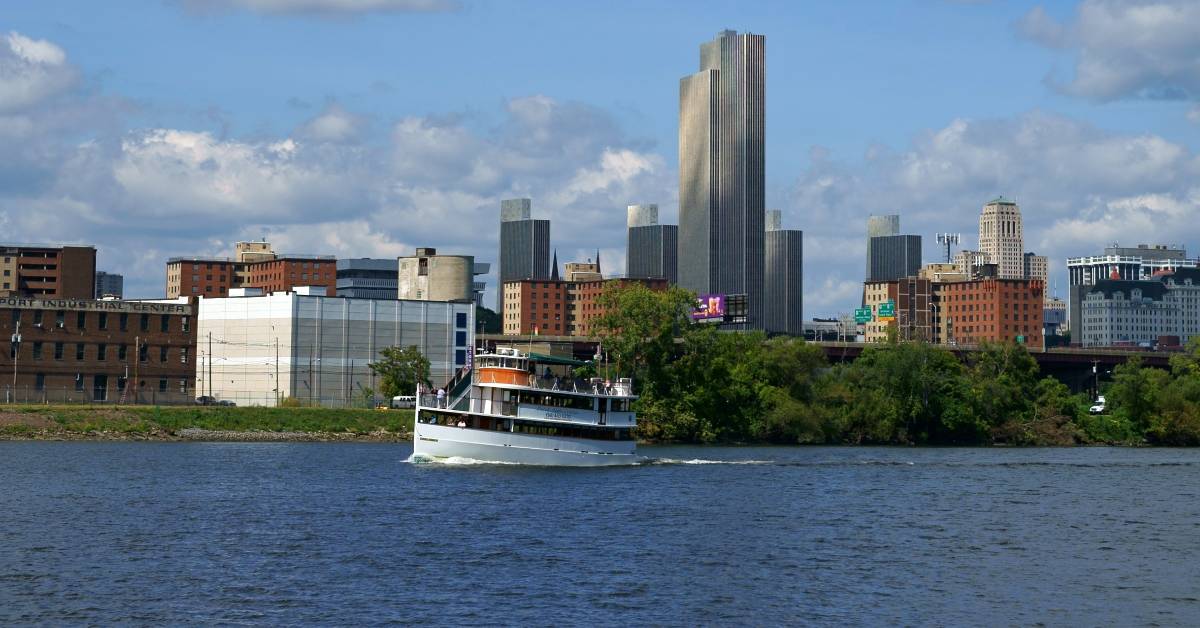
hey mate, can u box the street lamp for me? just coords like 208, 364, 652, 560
10, 320, 20, 404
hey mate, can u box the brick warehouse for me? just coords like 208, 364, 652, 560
1, 296, 197, 403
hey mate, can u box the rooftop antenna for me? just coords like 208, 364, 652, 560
936, 233, 960, 263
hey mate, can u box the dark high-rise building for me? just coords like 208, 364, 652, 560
764, 210, 803, 335
867, 235, 922, 282
497, 198, 550, 312
95, 271, 124, 299
865, 214, 899, 279
336, 258, 398, 300
626, 204, 678, 283
679, 30, 765, 329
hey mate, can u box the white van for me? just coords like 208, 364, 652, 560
391, 395, 416, 409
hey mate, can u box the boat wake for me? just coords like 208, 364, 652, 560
406, 453, 522, 466
647, 458, 773, 465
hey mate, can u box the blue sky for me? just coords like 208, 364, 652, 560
2, 0, 1198, 314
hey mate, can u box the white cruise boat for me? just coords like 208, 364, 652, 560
412, 346, 639, 466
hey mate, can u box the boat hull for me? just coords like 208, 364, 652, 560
412, 422, 639, 467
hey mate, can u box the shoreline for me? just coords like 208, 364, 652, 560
0, 427, 413, 443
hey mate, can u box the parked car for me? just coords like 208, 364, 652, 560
1089, 395, 1106, 415
196, 396, 216, 406
391, 395, 416, 409
217, 400, 237, 407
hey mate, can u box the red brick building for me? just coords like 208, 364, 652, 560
0, 244, 96, 300
1, 296, 197, 403
245, 256, 336, 296
935, 278, 1045, 348
502, 277, 668, 337
166, 257, 238, 298
167, 253, 336, 298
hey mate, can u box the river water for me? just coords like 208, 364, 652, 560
1, 443, 1198, 626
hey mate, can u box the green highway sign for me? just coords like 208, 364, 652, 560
878, 300, 896, 321
854, 307, 872, 324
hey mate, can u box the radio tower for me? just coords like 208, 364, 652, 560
936, 233, 960, 263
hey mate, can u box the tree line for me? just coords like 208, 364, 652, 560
593, 283, 1200, 446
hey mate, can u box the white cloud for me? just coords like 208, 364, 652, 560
179, 0, 458, 15
295, 103, 366, 142
1018, 0, 1200, 101
0, 31, 77, 113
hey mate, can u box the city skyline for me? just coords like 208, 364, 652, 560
1, 1, 1197, 316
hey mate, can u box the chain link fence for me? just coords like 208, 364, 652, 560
2, 385, 199, 406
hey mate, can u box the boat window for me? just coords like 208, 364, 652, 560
611, 399, 631, 412
510, 419, 635, 441
514, 390, 594, 410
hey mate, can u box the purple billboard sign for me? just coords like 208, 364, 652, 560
692, 294, 726, 321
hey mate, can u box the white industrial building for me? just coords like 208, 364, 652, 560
196, 289, 474, 407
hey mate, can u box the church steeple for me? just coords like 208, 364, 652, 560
550, 249, 560, 281
595, 249, 602, 277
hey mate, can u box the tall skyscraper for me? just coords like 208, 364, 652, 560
1023, 252, 1048, 295
979, 197, 1024, 279
865, 214, 920, 282
626, 204, 678, 283
764, 210, 803, 335
497, 198, 550, 312
679, 29, 766, 328
865, 214, 899, 279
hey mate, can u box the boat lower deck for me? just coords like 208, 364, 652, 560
413, 411, 638, 466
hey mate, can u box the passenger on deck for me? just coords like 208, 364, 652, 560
437, 387, 445, 408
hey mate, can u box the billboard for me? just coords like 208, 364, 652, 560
692, 294, 726, 322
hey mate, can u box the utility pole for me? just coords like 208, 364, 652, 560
10, 320, 20, 404
275, 336, 280, 406
133, 335, 140, 405
208, 332, 213, 399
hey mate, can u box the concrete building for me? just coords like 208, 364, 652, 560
336, 258, 399, 300
1066, 243, 1195, 345
1044, 297, 1068, 337
472, 262, 490, 308
95, 271, 124, 299
564, 258, 602, 282
0, 244, 96, 300
398, 248, 474, 302
764, 209, 803, 335
196, 292, 474, 407
626, 204, 679, 284
502, 277, 668, 337
1078, 269, 1200, 348
953, 250, 991, 279
935, 278, 1044, 348
679, 30, 765, 329
1024, 252, 1049, 297
497, 198, 551, 313
1, 296, 195, 403
978, 197, 1024, 279
919, 263, 969, 283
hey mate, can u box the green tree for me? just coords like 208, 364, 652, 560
475, 306, 502, 334
965, 342, 1041, 433
369, 345, 432, 398
1107, 356, 1167, 436
594, 283, 696, 396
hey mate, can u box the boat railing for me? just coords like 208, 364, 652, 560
474, 370, 635, 397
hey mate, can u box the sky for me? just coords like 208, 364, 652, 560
1, 0, 1198, 315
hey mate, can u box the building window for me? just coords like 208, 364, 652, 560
160, 316, 169, 333
76, 343, 85, 360
139, 344, 148, 362
35, 373, 45, 391
32, 342, 42, 359
118, 344, 127, 361
120, 313, 129, 331
77, 312, 86, 329
98, 344, 107, 361
98, 312, 108, 330
75, 374, 85, 392
54, 342, 64, 360
456, 312, 467, 329
159, 378, 168, 393
55, 310, 65, 328
455, 349, 466, 366
455, 331, 467, 346
181, 347, 189, 364
10, 309, 19, 325
182, 316, 190, 332
140, 314, 149, 331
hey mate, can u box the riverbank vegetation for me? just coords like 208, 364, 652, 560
596, 284, 1200, 446
0, 405, 412, 439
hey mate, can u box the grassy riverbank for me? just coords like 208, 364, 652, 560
0, 405, 413, 441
